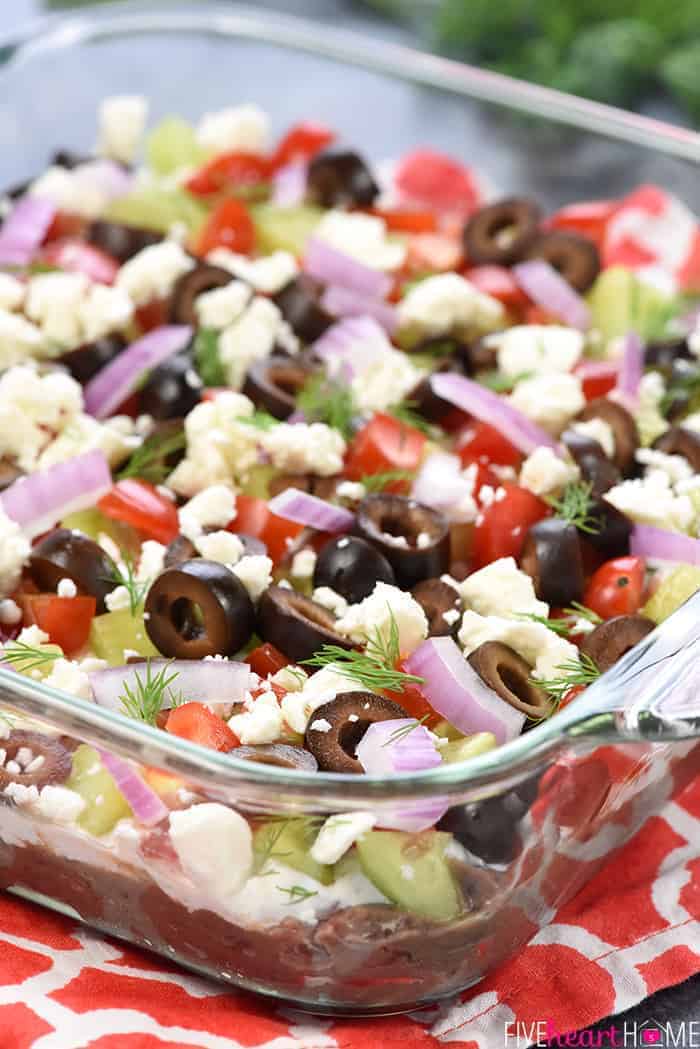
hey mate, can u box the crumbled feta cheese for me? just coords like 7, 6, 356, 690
309, 718, 332, 733
169, 803, 253, 896
207, 249, 299, 294
219, 297, 287, 390
196, 104, 269, 154
310, 812, 377, 865
397, 272, 504, 340
0, 599, 22, 625
168, 391, 260, 495
105, 586, 132, 613
315, 209, 405, 271
57, 578, 78, 599
96, 95, 148, 164
281, 665, 365, 734
4, 783, 40, 807
25, 271, 90, 346
636, 370, 668, 445
443, 607, 461, 626
116, 241, 195, 306
0, 309, 47, 369
458, 610, 579, 680
44, 658, 93, 700
335, 480, 366, 502
36, 412, 139, 472
335, 582, 428, 656
0, 273, 25, 312
519, 446, 579, 498
262, 421, 346, 477
458, 557, 548, 619
230, 555, 273, 603
228, 689, 283, 744
195, 279, 251, 330
291, 548, 317, 579
16, 626, 50, 647
78, 283, 134, 342
491, 325, 584, 377
312, 586, 349, 617
178, 484, 236, 541
137, 540, 167, 582
569, 418, 616, 460
195, 530, 245, 565
35, 785, 86, 823
270, 665, 306, 692
350, 348, 424, 414
509, 372, 585, 435
29, 164, 113, 220
604, 471, 694, 533
0, 508, 30, 597
636, 447, 694, 486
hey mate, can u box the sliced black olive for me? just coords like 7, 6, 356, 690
0, 731, 73, 792
163, 534, 197, 568
0, 461, 22, 492
653, 425, 700, 472
237, 533, 268, 557
29, 529, 116, 613
268, 473, 341, 502
257, 586, 354, 664
304, 691, 409, 773
438, 788, 532, 865
85, 220, 162, 264
313, 535, 395, 605
462, 334, 500, 374
355, 494, 450, 589
463, 198, 541, 266
520, 519, 584, 607
409, 359, 463, 424
144, 559, 255, 659
468, 642, 551, 720
273, 275, 333, 343
580, 614, 655, 674
586, 499, 632, 558
644, 336, 692, 372
307, 150, 379, 209
51, 148, 95, 170
242, 356, 313, 420
577, 397, 639, 473
411, 578, 461, 637
561, 428, 621, 497
235, 744, 318, 771
140, 350, 202, 420
168, 264, 234, 326
59, 334, 126, 385
522, 230, 600, 292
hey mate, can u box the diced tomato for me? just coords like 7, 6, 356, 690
98, 480, 179, 545
560, 684, 586, 709
166, 702, 239, 751
43, 211, 86, 243
456, 420, 522, 469
270, 121, 335, 170
463, 265, 530, 309
246, 642, 290, 678
394, 149, 480, 215
522, 304, 559, 325
406, 233, 463, 273
471, 484, 549, 569
18, 594, 96, 657
195, 198, 255, 257
385, 678, 440, 729
574, 359, 619, 400
367, 207, 438, 234
228, 494, 304, 565
135, 298, 169, 333
583, 556, 646, 621
545, 200, 618, 252
39, 239, 119, 284
344, 412, 427, 482
185, 151, 271, 196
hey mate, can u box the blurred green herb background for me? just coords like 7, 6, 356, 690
360, 0, 700, 122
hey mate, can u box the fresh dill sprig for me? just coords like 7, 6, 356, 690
387, 400, 437, 437
117, 427, 186, 484
119, 660, 182, 725
382, 714, 430, 747
192, 327, 226, 387
478, 370, 533, 393
545, 481, 601, 535
565, 601, 603, 625
109, 552, 150, 616
517, 612, 571, 637
277, 884, 318, 905
253, 815, 323, 876
358, 469, 413, 493
297, 374, 357, 439
518, 602, 603, 637
245, 410, 279, 431
1, 642, 61, 674
533, 653, 601, 712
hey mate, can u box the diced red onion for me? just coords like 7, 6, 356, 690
320, 284, 398, 334
0, 195, 56, 266
304, 236, 391, 299
89, 659, 252, 714
512, 259, 590, 331
404, 636, 526, 744
75, 159, 133, 202
356, 719, 442, 775
0, 450, 112, 539
615, 331, 644, 403
412, 453, 476, 523
431, 372, 560, 457
377, 798, 450, 834
312, 315, 392, 380
96, 748, 168, 827
267, 487, 354, 533
271, 160, 307, 207
629, 523, 700, 565
84, 325, 192, 419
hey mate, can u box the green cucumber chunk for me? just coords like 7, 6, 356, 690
105, 187, 208, 236
67, 744, 132, 836
251, 203, 323, 256
356, 829, 461, 921
253, 817, 334, 886
61, 509, 137, 554
587, 266, 671, 341
146, 116, 209, 175
90, 609, 160, 667
441, 732, 498, 764
642, 565, 700, 624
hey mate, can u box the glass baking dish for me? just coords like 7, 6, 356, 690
1, 1, 700, 1017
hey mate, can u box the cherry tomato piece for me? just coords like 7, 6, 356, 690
385, 677, 440, 729
43, 211, 86, 243
166, 702, 239, 751
39, 239, 120, 284
98, 480, 179, 545
344, 413, 427, 482
574, 360, 619, 400
546, 200, 617, 252
271, 121, 335, 170
196, 198, 255, 256
228, 494, 303, 565
135, 298, 169, 333
394, 149, 480, 214
463, 265, 530, 309
18, 594, 96, 657
246, 642, 290, 678
471, 484, 549, 570
367, 207, 438, 234
583, 556, 646, 620
457, 420, 522, 469
186, 151, 271, 196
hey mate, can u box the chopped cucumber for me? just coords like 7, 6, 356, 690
642, 565, 700, 624
90, 609, 160, 667
356, 830, 461, 921
67, 744, 132, 836
146, 116, 209, 175
432, 719, 464, 741
253, 817, 334, 886
587, 267, 671, 341
61, 509, 137, 554
14, 643, 63, 680
441, 732, 498, 764
105, 187, 208, 236
251, 203, 323, 256
239, 463, 278, 500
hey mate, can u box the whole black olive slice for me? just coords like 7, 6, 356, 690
587, 500, 632, 558
163, 534, 197, 568
468, 642, 551, 720
0, 731, 72, 792
144, 559, 255, 659
652, 426, 700, 472
235, 744, 318, 771
268, 473, 314, 498
408, 358, 462, 424
411, 578, 461, 637
578, 453, 621, 499
313, 535, 395, 605
273, 275, 333, 342
51, 148, 95, 170
140, 350, 202, 420
237, 533, 268, 557
256, 586, 354, 664
520, 519, 584, 607
355, 494, 450, 589
438, 788, 532, 865
644, 336, 692, 372
580, 614, 655, 674
304, 691, 409, 773
86, 220, 162, 264
243, 356, 313, 420
522, 230, 600, 292
59, 334, 126, 385
168, 264, 233, 326
577, 397, 639, 473
29, 529, 116, 613
307, 150, 379, 208
462, 198, 541, 266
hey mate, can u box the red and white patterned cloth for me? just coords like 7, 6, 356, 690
0, 776, 697, 1049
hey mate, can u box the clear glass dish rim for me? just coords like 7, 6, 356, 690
0, 0, 698, 800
